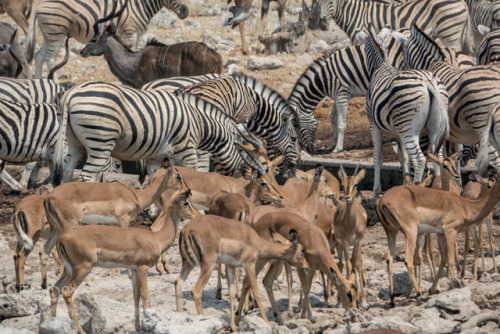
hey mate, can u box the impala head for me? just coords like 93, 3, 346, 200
241, 166, 284, 205
270, 229, 309, 270
338, 165, 366, 203
404, 169, 435, 187
330, 267, 359, 309
171, 189, 202, 221
296, 167, 338, 203
468, 165, 499, 190
80, 0, 128, 58
428, 152, 461, 183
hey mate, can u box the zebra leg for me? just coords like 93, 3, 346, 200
80, 154, 112, 182
43, 39, 66, 81
402, 136, 425, 184
370, 126, 383, 199
333, 92, 352, 152
34, 41, 49, 79
0, 168, 23, 192
196, 151, 210, 172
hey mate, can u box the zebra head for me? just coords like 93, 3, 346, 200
80, 0, 128, 58
163, 0, 189, 20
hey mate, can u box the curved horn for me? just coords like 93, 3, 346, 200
340, 164, 347, 177
48, 37, 70, 80
236, 146, 266, 175
353, 163, 360, 176
92, 0, 128, 37
236, 124, 263, 148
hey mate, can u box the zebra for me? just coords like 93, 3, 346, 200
26, 0, 189, 78
57, 81, 252, 182
287, 28, 473, 153
314, 0, 471, 53
464, 0, 500, 50
357, 25, 449, 198
141, 74, 221, 91
178, 74, 299, 177
395, 25, 500, 173
477, 25, 500, 65
0, 98, 65, 187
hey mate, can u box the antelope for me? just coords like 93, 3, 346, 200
0, 23, 31, 78
303, 167, 341, 207
80, 19, 223, 88
174, 214, 308, 331
461, 173, 499, 279
12, 195, 50, 292
41, 160, 182, 287
334, 165, 368, 308
376, 165, 500, 306
237, 211, 358, 326
0, 0, 33, 34
50, 184, 200, 334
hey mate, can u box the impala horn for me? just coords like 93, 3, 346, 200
92, 0, 128, 37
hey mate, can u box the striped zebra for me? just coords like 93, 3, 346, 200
477, 25, 500, 65
179, 74, 299, 177
0, 98, 65, 187
358, 25, 449, 198
288, 28, 473, 153
314, 0, 471, 52
26, 0, 188, 78
465, 0, 500, 49
395, 25, 500, 155
58, 81, 250, 182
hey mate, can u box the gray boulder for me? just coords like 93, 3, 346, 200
0, 294, 38, 320
470, 281, 500, 309
425, 287, 480, 322
140, 309, 223, 334
238, 315, 272, 333
247, 56, 283, 70
74, 294, 106, 334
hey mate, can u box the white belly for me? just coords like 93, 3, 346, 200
217, 255, 243, 267
418, 224, 445, 235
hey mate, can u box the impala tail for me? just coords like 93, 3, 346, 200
477, 110, 495, 174
13, 211, 34, 250
52, 94, 69, 187
426, 80, 449, 155
26, 13, 38, 63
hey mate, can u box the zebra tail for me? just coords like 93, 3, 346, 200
426, 81, 450, 155
52, 96, 69, 187
477, 111, 494, 175
13, 211, 34, 250
26, 13, 38, 63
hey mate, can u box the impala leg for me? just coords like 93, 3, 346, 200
40, 250, 51, 289
174, 261, 195, 312
298, 269, 314, 320
471, 226, 480, 281
133, 266, 149, 331
238, 22, 249, 55
216, 264, 223, 300
263, 261, 285, 324
486, 214, 498, 273
155, 254, 165, 275
42, 229, 60, 287
386, 229, 397, 307
370, 127, 383, 198
235, 268, 241, 301
320, 272, 329, 302
461, 227, 470, 278
15, 245, 31, 292
352, 240, 367, 309
430, 235, 448, 294
192, 262, 217, 315
284, 262, 293, 312
245, 264, 268, 322
405, 229, 422, 298
479, 223, 486, 277
446, 229, 458, 278
415, 235, 423, 288
131, 269, 141, 331
424, 234, 436, 280
236, 276, 251, 325
225, 266, 237, 332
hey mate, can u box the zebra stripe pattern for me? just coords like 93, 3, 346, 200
180, 74, 299, 176
141, 74, 220, 91
465, 0, 500, 49
0, 78, 64, 104
0, 99, 65, 185
402, 25, 500, 147
288, 29, 473, 153
59, 81, 246, 182
477, 26, 500, 65
27, 0, 188, 78
315, 0, 470, 52
359, 26, 449, 197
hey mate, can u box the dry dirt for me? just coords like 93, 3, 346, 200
0, 1, 499, 333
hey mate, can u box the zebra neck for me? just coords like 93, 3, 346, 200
104, 37, 141, 87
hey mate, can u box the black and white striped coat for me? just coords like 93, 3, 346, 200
316, 0, 471, 52
58, 81, 247, 182
465, 0, 500, 50
476, 25, 500, 65
359, 27, 449, 198
27, 0, 188, 78
287, 29, 473, 153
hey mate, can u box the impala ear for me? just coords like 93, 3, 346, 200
356, 168, 366, 181
404, 173, 412, 185
391, 30, 408, 44
162, 158, 172, 172
270, 229, 287, 244
478, 24, 491, 36
288, 229, 299, 247
427, 152, 440, 163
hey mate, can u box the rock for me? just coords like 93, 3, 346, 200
0, 327, 35, 334
0, 294, 38, 320
150, 9, 178, 29
238, 315, 272, 333
307, 40, 330, 53
378, 272, 413, 300
202, 33, 222, 46
286, 6, 302, 15
197, 5, 223, 17
294, 53, 313, 66
0, 275, 16, 294
470, 281, 500, 309
0, 232, 9, 251
74, 294, 106, 334
39, 317, 78, 334
140, 309, 223, 334
247, 56, 283, 70
184, 20, 200, 30
425, 287, 480, 322
225, 57, 240, 66
410, 307, 458, 334
325, 316, 421, 334
227, 64, 240, 76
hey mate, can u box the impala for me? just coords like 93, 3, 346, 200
50, 183, 199, 333
42, 160, 182, 286
376, 165, 500, 306
174, 214, 308, 331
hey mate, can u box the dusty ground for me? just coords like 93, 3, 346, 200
0, 1, 499, 333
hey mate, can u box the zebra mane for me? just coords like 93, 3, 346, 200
410, 25, 444, 62
232, 73, 296, 121
175, 90, 239, 125
145, 38, 167, 47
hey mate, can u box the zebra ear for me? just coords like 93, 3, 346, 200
391, 31, 408, 44
355, 30, 368, 43
378, 25, 392, 40
478, 25, 491, 36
